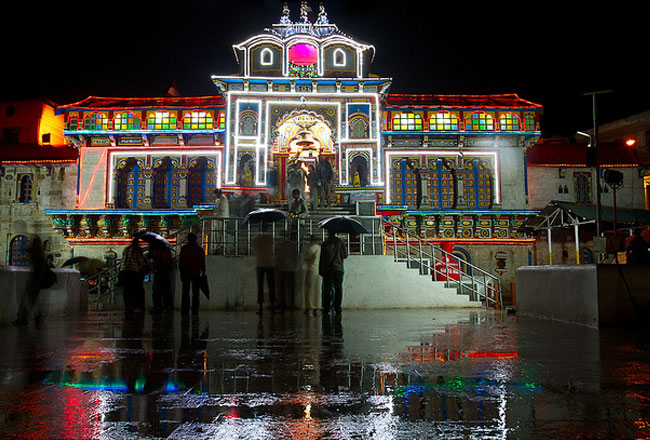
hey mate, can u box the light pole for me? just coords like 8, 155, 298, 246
583, 90, 612, 238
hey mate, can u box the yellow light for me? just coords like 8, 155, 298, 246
625, 138, 637, 147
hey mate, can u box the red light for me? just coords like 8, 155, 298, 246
625, 138, 637, 147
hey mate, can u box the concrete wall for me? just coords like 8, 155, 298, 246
515, 264, 650, 327
0, 266, 84, 324
170, 255, 481, 310
527, 166, 646, 211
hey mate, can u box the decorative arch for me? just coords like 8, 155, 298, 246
82, 112, 109, 130
183, 111, 214, 130
116, 158, 146, 209
146, 111, 177, 130
18, 174, 33, 202
392, 112, 423, 131
188, 157, 217, 206
499, 112, 521, 131
349, 114, 369, 138
153, 157, 180, 209
113, 111, 141, 130
429, 111, 460, 131
349, 154, 369, 187
464, 111, 495, 131
239, 111, 258, 137
273, 110, 334, 154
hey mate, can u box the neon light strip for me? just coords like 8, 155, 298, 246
383, 150, 500, 205
107, 149, 223, 208
79, 149, 108, 208
384, 239, 535, 245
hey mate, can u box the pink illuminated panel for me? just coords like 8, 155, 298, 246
289, 43, 318, 66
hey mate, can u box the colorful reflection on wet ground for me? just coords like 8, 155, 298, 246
1, 309, 649, 439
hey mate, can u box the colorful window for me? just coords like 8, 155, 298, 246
147, 111, 177, 130
83, 112, 109, 131
429, 111, 460, 131
524, 114, 538, 131
66, 115, 79, 131
499, 113, 520, 131
392, 113, 423, 131
183, 111, 214, 130
217, 111, 226, 130
464, 112, 494, 131
113, 112, 141, 130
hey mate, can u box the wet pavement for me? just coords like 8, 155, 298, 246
1, 309, 650, 439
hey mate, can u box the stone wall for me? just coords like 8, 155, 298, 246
0, 163, 77, 266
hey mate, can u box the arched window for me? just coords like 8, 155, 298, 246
429, 111, 460, 131
9, 235, 31, 266
333, 48, 346, 66
524, 114, 538, 131
465, 111, 495, 131
146, 111, 177, 130
113, 112, 141, 130
82, 112, 108, 130
217, 111, 226, 130
66, 115, 79, 131
349, 116, 369, 138
392, 113, 423, 131
350, 155, 369, 187
183, 111, 214, 130
239, 113, 258, 137
18, 174, 33, 202
260, 47, 274, 66
499, 112, 520, 131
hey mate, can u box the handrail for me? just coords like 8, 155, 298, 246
169, 215, 384, 257
85, 258, 121, 310
381, 219, 502, 308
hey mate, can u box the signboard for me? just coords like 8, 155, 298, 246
117, 136, 144, 146
151, 135, 178, 146
89, 137, 111, 147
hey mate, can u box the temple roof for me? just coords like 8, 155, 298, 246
0, 143, 78, 163
526, 141, 643, 167
57, 96, 226, 113
384, 94, 542, 109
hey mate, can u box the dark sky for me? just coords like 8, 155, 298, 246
1, 1, 645, 137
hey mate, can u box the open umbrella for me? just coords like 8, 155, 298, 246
134, 230, 173, 249
241, 208, 290, 225
318, 215, 369, 234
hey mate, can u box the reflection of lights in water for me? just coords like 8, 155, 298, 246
304, 402, 311, 419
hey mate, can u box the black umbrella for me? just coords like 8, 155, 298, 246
61, 256, 88, 267
134, 230, 173, 249
318, 215, 369, 234
241, 208, 290, 225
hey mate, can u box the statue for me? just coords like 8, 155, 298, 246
280, 2, 291, 25
299, 1, 311, 24
315, 3, 329, 25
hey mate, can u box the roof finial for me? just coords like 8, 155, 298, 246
315, 3, 329, 25
280, 2, 291, 24
299, 1, 311, 24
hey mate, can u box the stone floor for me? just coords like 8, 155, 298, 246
1, 308, 649, 439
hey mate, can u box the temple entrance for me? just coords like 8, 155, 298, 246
272, 111, 335, 202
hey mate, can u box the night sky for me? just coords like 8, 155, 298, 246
1, 1, 645, 137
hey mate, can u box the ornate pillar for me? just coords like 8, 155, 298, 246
178, 168, 189, 208
141, 168, 154, 209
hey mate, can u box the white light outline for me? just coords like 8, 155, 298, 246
260, 47, 274, 66
344, 147, 374, 186
383, 150, 500, 205
108, 149, 223, 208
332, 48, 346, 67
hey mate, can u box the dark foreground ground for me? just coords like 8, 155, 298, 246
1, 308, 649, 439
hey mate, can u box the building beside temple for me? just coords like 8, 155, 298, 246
10, 3, 551, 290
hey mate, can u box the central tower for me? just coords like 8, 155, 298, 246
212, 2, 392, 202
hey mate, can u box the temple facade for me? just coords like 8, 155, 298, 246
31, 3, 545, 287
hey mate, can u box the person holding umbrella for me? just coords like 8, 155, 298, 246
319, 229, 347, 315
121, 237, 148, 316
179, 232, 206, 316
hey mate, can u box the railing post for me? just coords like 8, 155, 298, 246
392, 226, 397, 262
418, 237, 423, 275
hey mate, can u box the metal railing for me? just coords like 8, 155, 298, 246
382, 219, 502, 308
85, 258, 121, 310
169, 215, 385, 257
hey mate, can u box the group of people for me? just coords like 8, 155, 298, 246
286, 156, 334, 210
254, 228, 347, 316
120, 232, 205, 317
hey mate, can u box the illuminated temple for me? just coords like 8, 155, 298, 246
12, 3, 545, 287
